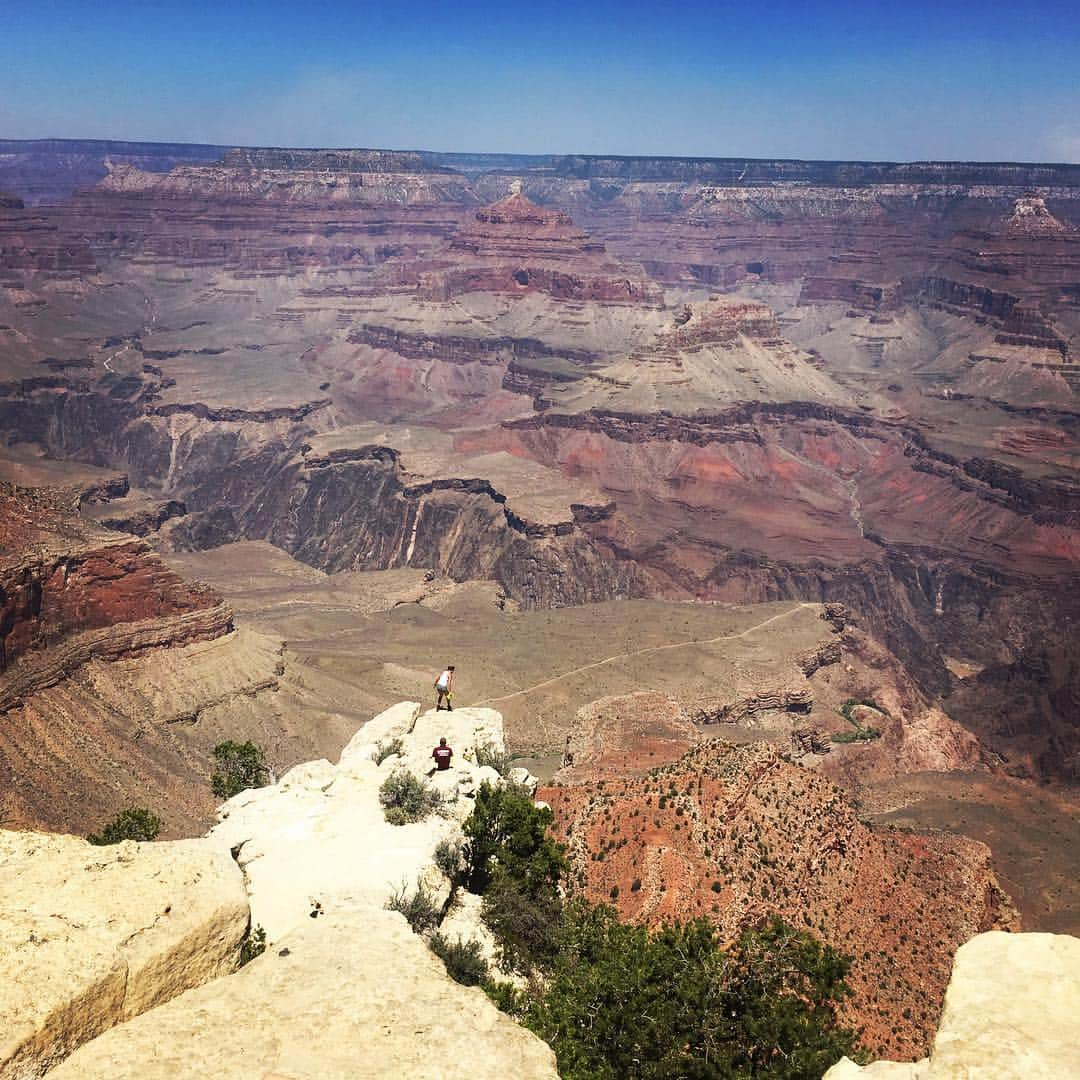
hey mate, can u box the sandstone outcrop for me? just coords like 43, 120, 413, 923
26, 701, 557, 1079
0, 830, 248, 1079
210, 701, 513, 938
49, 910, 558, 1080
825, 931, 1080, 1079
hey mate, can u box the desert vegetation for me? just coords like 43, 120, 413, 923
414, 780, 858, 1078
210, 740, 270, 799
379, 770, 443, 825
87, 807, 162, 845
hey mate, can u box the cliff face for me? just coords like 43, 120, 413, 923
543, 739, 1018, 1061
0, 138, 227, 205
0, 484, 229, 680
0, 143, 1077, 788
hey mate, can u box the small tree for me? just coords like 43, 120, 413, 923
462, 782, 566, 895
462, 782, 568, 973
524, 906, 858, 1080
88, 807, 162, 845
211, 740, 270, 800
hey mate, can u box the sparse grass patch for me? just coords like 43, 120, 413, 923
434, 838, 463, 881
371, 737, 404, 765
386, 880, 441, 933
473, 742, 511, 776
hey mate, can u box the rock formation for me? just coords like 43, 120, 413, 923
825, 931, 1080, 1078
48, 910, 558, 1080
2, 702, 558, 1079
543, 738, 1018, 1060
0, 830, 248, 1078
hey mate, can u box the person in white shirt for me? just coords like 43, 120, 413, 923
434, 665, 455, 711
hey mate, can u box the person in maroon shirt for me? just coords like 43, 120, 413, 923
432, 738, 453, 771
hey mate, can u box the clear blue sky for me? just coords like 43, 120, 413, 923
4, 0, 1079, 162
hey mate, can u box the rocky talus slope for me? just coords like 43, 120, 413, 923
543, 738, 1018, 1061
1, 702, 557, 1079
825, 932, 1080, 1079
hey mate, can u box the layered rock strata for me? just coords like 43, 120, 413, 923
0, 484, 231, 699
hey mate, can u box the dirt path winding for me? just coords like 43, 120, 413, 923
476, 601, 818, 707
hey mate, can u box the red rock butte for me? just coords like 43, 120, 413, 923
423, 190, 662, 303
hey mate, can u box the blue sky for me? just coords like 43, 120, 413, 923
4, 0, 1079, 161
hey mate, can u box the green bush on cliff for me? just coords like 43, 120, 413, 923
210, 740, 270, 799
462, 781, 566, 895
386, 879, 441, 933
429, 931, 489, 986
462, 781, 567, 972
237, 923, 267, 967
524, 906, 858, 1080
88, 806, 162, 845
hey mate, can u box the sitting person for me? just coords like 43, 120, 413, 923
432, 737, 453, 771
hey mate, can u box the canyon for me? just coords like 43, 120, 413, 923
1, 141, 1078, 1071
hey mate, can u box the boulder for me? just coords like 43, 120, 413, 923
49, 910, 559, 1079
0, 830, 248, 1080
825, 931, 1080, 1079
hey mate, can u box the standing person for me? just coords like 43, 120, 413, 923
432, 737, 453, 771
434, 665, 455, 711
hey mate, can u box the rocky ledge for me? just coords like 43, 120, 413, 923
0, 484, 232, 708
826, 932, 1080, 1079
1, 702, 557, 1079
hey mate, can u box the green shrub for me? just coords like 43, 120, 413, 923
379, 770, 442, 825
462, 782, 566, 896
833, 700, 885, 744
831, 726, 882, 744
434, 838, 462, 881
211, 741, 270, 800
484, 978, 528, 1018
838, 698, 887, 722
482, 869, 564, 974
88, 807, 162, 845
238, 924, 267, 967
386, 880, 441, 933
524, 906, 858, 1080
371, 737, 404, 765
429, 932, 489, 986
